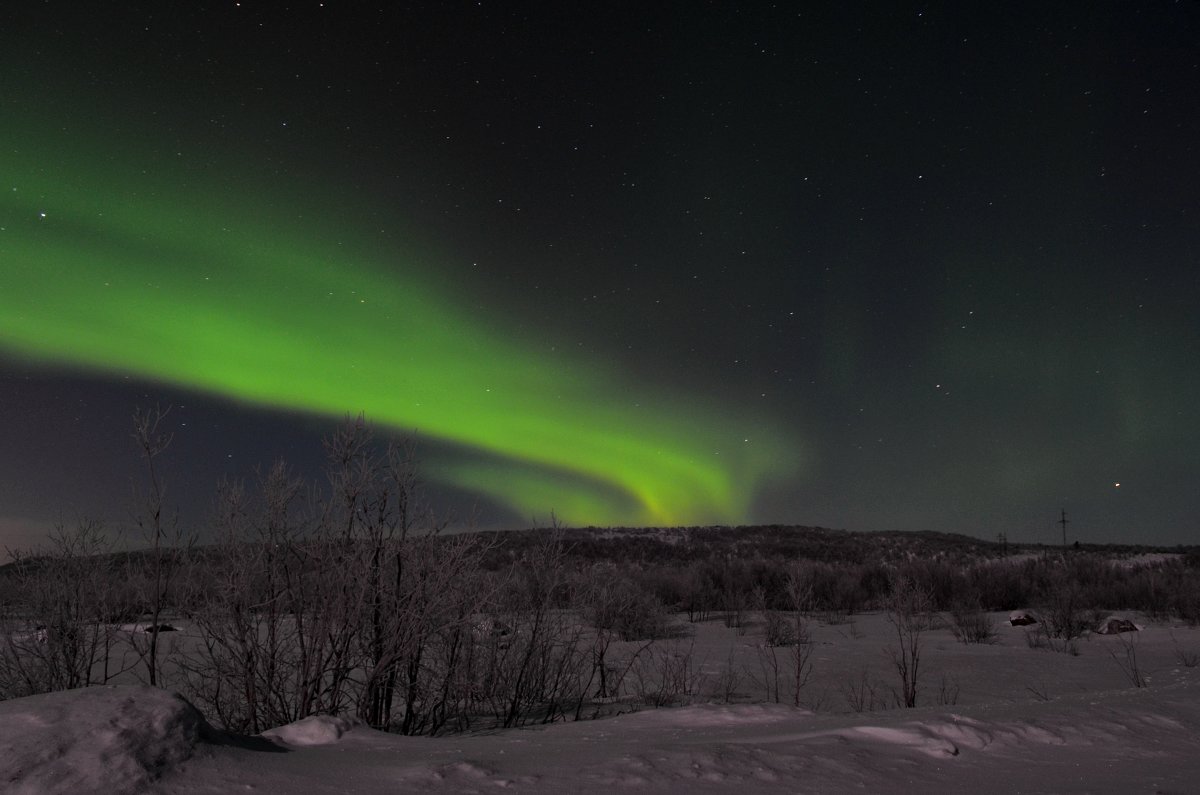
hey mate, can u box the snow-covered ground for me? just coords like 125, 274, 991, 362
4, 612, 1200, 794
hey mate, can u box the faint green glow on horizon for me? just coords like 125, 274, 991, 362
0, 132, 800, 526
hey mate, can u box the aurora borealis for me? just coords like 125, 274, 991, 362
0, 128, 793, 527
2, 3, 1199, 546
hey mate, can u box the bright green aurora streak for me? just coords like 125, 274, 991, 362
0, 135, 798, 526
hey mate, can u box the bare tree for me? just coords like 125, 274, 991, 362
710, 645, 744, 704
178, 461, 314, 732
883, 576, 932, 708
179, 417, 503, 735
786, 566, 815, 707
130, 406, 191, 687
578, 570, 637, 700
751, 568, 815, 707
496, 530, 574, 728
0, 519, 129, 698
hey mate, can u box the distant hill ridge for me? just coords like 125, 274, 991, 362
473, 525, 1193, 569
4, 524, 1191, 576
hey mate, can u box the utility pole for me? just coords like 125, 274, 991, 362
997, 532, 1008, 555
1058, 509, 1069, 549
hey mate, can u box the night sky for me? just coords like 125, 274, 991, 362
2, 3, 1198, 550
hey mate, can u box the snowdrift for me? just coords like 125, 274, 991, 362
1095, 615, 1142, 634
261, 714, 361, 747
5, 612, 1200, 795
0, 686, 208, 795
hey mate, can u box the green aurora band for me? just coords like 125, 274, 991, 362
0, 133, 798, 526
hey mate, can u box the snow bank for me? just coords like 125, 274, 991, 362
611, 702, 802, 728
116, 623, 179, 634
0, 685, 207, 795
1095, 615, 1143, 634
262, 714, 361, 747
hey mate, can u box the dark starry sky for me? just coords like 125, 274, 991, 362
1, 2, 1198, 550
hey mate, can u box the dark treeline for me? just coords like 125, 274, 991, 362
477, 525, 1200, 621
479, 525, 1009, 568
479, 524, 1195, 570
600, 545, 1200, 622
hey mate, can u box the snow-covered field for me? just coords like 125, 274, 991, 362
4, 612, 1200, 794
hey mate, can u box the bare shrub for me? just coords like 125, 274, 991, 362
750, 642, 784, 703
369, 533, 496, 735
577, 573, 627, 701
820, 609, 850, 626
482, 531, 588, 728
628, 640, 704, 707
750, 628, 815, 707
0, 519, 128, 699
679, 563, 718, 623
173, 421, 628, 736
1033, 584, 1089, 654
936, 673, 960, 705
763, 610, 797, 647
1023, 627, 1048, 651
1024, 623, 1080, 656
803, 689, 832, 712
846, 615, 863, 639
723, 593, 749, 634
1173, 581, 1200, 626
883, 576, 932, 708
838, 669, 887, 713
710, 646, 744, 704
1170, 631, 1200, 668
1025, 681, 1052, 702
949, 598, 996, 644
581, 569, 671, 642
179, 458, 349, 732
179, 420, 495, 735
1108, 633, 1147, 688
